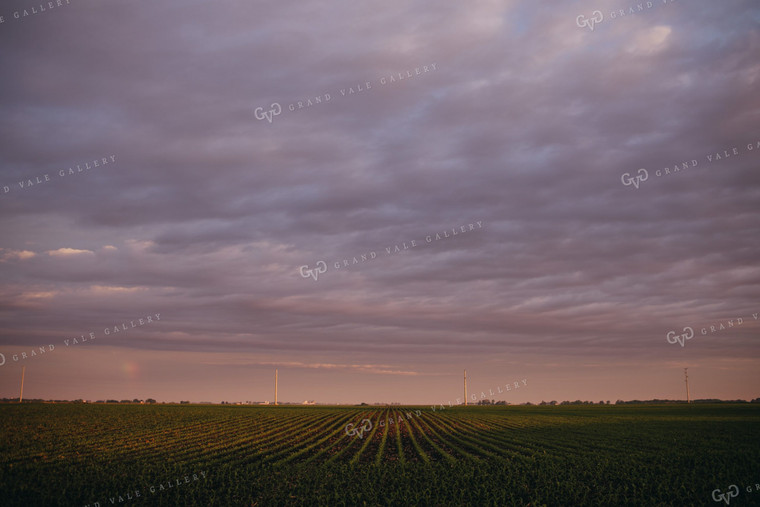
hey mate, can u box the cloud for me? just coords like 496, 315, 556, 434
0, 249, 36, 262
626, 25, 672, 54
47, 248, 95, 257
198, 358, 423, 376
89, 285, 146, 294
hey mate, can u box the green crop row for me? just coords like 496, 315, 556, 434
1, 403, 759, 506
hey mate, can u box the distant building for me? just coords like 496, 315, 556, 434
302, 400, 316, 405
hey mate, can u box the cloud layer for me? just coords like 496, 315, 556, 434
0, 0, 758, 403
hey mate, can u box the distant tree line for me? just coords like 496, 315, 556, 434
476, 399, 508, 405
0, 398, 158, 403
2, 398, 760, 404
464, 398, 760, 406
614, 398, 760, 404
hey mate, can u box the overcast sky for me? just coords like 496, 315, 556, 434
0, 0, 758, 404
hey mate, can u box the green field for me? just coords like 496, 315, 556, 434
1, 404, 758, 506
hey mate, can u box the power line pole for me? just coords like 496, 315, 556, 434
275, 369, 278, 406
684, 368, 690, 404
464, 369, 467, 406
19, 366, 25, 403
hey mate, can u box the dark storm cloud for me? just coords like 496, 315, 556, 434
0, 0, 758, 401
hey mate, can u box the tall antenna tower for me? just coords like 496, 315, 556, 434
19, 366, 25, 403
464, 369, 468, 406
275, 369, 278, 406
684, 368, 690, 403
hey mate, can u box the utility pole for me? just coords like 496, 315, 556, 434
275, 369, 278, 406
684, 368, 690, 404
19, 366, 25, 403
464, 369, 467, 406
